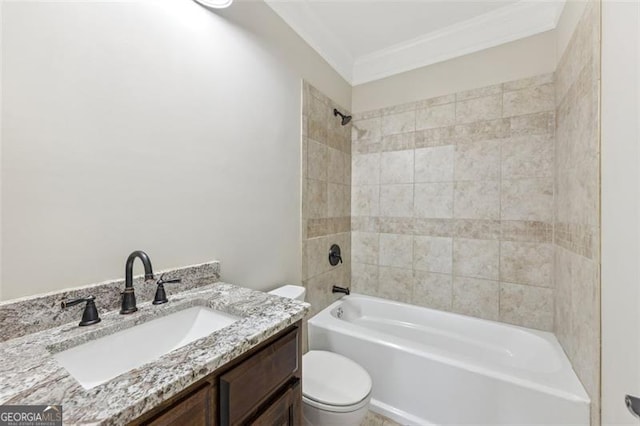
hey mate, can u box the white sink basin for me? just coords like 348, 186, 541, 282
53, 306, 240, 389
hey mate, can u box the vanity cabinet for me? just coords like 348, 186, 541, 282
131, 322, 302, 426
146, 385, 213, 426
247, 380, 301, 426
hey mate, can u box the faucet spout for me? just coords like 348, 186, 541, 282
332, 285, 350, 296
121, 250, 154, 314
125, 250, 154, 288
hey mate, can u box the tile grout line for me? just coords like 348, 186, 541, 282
451, 97, 458, 311
412, 103, 418, 301
375, 115, 382, 295
497, 84, 506, 321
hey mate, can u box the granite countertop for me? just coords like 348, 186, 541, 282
0, 283, 309, 425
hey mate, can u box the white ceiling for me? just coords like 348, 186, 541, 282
265, 0, 566, 85
305, 1, 518, 58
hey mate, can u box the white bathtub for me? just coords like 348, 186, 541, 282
308, 294, 589, 426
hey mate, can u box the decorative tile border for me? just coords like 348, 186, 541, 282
306, 216, 350, 238
555, 223, 597, 260
352, 216, 553, 243
501, 220, 553, 243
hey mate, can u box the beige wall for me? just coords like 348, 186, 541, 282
220, 0, 351, 109
553, 2, 601, 424
601, 1, 640, 425
556, 0, 589, 62
301, 83, 351, 318
351, 31, 557, 114
0, 0, 3, 301
350, 73, 556, 330
0, 0, 350, 300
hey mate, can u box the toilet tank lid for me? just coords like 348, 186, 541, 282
268, 285, 305, 300
302, 351, 372, 407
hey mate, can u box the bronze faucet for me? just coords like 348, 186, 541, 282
120, 250, 154, 314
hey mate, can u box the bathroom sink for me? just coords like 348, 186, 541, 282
53, 306, 240, 389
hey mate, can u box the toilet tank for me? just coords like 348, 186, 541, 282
268, 285, 306, 301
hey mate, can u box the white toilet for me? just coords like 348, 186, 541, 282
268, 285, 373, 426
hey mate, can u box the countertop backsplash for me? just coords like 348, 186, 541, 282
0, 261, 220, 342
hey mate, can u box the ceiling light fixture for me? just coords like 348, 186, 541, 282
193, 0, 233, 9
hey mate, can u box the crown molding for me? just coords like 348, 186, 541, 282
352, 1, 565, 85
265, 0, 354, 83
266, 0, 565, 86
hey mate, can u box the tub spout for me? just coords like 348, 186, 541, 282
332, 285, 350, 296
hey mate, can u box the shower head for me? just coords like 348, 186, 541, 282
333, 109, 352, 126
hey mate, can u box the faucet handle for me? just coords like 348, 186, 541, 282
61, 296, 101, 326
328, 244, 343, 266
153, 274, 182, 305
61, 295, 94, 309
157, 273, 182, 285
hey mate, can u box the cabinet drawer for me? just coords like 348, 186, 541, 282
248, 379, 301, 426
219, 327, 299, 425
145, 385, 212, 426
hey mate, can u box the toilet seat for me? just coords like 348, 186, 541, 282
302, 351, 372, 413
302, 394, 371, 413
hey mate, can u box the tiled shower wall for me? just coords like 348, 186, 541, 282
302, 82, 352, 317
554, 2, 601, 424
350, 73, 556, 331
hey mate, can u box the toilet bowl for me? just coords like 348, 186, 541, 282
268, 285, 373, 426
302, 350, 372, 426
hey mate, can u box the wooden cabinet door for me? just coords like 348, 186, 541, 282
220, 328, 299, 425
247, 380, 301, 426
145, 386, 213, 426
